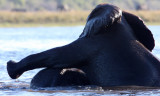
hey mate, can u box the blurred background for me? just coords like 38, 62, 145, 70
0, 0, 159, 27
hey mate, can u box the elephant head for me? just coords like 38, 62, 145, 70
80, 4, 154, 51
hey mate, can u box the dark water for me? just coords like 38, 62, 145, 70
0, 26, 160, 96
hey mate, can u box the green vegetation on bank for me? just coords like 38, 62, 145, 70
132, 11, 160, 24
0, 10, 159, 27
0, 11, 88, 27
0, 0, 160, 11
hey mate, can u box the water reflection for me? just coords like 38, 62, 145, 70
1, 82, 160, 96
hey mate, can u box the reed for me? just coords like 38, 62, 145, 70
0, 10, 159, 27
131, 10, 160, 24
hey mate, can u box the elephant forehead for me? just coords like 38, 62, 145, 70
87, 4, 122, 21
79, 4, 122, 38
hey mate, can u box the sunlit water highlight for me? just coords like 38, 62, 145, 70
0, 26, 160, 96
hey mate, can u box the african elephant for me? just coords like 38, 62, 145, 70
7, 4, 160, 88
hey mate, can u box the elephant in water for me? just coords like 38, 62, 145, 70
7, 4, 160, 88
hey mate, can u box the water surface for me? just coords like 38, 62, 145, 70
0, 26, 160, 96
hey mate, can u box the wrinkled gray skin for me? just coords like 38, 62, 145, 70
7, 4, 160, 88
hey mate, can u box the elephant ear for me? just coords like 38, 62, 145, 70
123, 11, 155, 51
79, 4, 122, 38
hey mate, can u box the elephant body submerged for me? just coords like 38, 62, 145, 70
7, 4, 160, 88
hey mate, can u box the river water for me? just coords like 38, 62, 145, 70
0, 26, 160, 96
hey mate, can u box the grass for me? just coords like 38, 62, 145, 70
0, 11, 88, 27
0, 10, 159, 27
131, 10, 160, 25
0, 22, 86, 27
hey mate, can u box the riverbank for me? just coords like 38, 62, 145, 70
0, 10, 159, 27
